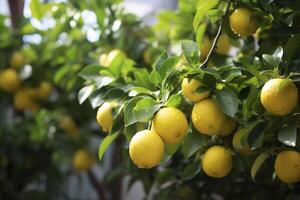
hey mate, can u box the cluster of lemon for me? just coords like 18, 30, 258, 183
0, 52, 53, 113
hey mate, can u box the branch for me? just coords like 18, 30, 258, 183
8, 0, 24, 29
199, 0, 233, 69
87, 169, 107, 200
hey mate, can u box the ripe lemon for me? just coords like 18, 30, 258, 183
181, 78, 210, 102
192, 99, 225, 135
14, 88, 36, 110
152, 107, 189, 144
229, 8, 258, 37
261, 78, 298, 116
202, 145, 233, 178
73, 149, 95, 171
129, 130, 164, 168
59, 116, 79, 137
200, 37, 212, 61
215, 34, 231, 55
232, 129, 251, 156
96, 102, 117, 132
99, 53, 109, 67
36, 81, 52, 100
0, 69, 21, 92
275, 150, 300, 184
9, 51, 25, 69
219, 116, 236, 137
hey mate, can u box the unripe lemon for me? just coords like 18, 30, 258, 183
229, 8, 258, 37
107, 49, 126, 66
219, 116, 236, 137
14, 88, 36, 110
129, 130, 164, 169
181, 78, 210, 102
261, 78, 298, 116
59, 116, 79, 137
99, 53, 109, 67
200, 37, 212, 61
73, 149, 95, 171
275, 150, 300, 184
36, 81, 52, 100
202, 145, 233, 178
215, 34, 231, 55
152, 107, 189, 144
0, 69, 21, 93
10, 51, 25, 69
192, 99, 225, 135
96, 102, 117, 132
232, 129, 251, 156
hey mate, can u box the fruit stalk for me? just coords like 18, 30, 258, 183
200, 0, 233, 69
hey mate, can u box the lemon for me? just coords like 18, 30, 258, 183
152, 107, 189, 144
9, 51, 25, 69
96, 102, 117, 132
192, 99, 225, 135
129, 130, 164, 168
14, 88, 36, 110
232, 129, 251, 156
99, 53, 109, 67
219, 116, 236, 137
36, 81, 52, 100
229, 8, 258, 37
202, 145, 233, 178
275, 150, 300, 184
200, 37, 212, 61
59, 116, 79, 137
215, 34, 231, 55
0, 69, 21, 93
261, 78, 298, 116
181, 78, 210, 102
73, 149, 95, 171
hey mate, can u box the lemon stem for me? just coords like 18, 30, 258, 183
200, 0, 233, 69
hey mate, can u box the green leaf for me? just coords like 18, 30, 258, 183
165, 143, 181, 156
158, 57, 179, 81
165, 94, 182, 107
30, 0, 44, 19
278, 126, 297, 147
79, 65, 102, 80
247, 122, 267, 149
196, 24, 207, 51
128, 87, 154, 97
251, 152, 269, 180
182, 130, 209, 158
195, 85, 210, 93
193, 0, 219, 31
216, 87, 239, 117
124, 97, 143, 127
181, 40, 200, 65
98, 132, 120, 160
154, 51, 168, 72
133, 98, 161, 123
94, 76, 115, 89
181, 161, 201, 180
262, 54, 280, 68
78, 85, 94, 104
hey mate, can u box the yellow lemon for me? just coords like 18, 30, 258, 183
129, 130, 164, 168
202, 145, 233, 178
0, 69, 21, 93
232, 129, 251, 156
261, 78, 298, 116
229, 8, 258, 37
99, 53, 109, 67
181, 78, 210, 102
275, 150, 300, 184
215, 34, 231, 55
73, 149, 95, 171
59, 116, 79, 137
14, 88, 36, 110
152, 107, 189, 144
9, 51, 25, 69
200, 37, 212, 61
36, 81, 52, 100
219, 116, 236, 137
192, 99, 225, 135
96, 102, 117, 132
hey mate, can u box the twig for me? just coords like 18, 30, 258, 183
199, 0, 233, 69
87, 169, 107, 200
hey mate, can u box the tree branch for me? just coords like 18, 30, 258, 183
8, 0, 24, 29
199, 0, 233, 69
87, 169, 107, 200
